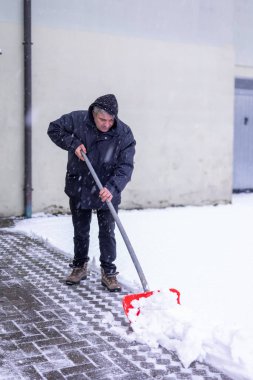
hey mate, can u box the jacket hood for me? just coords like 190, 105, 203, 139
89, 94, 118, 117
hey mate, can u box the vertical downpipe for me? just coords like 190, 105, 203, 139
23, 0, 32, 218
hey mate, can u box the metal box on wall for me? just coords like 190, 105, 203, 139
233, 78, 253, 191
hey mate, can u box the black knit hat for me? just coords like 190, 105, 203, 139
92, 94, 118, 117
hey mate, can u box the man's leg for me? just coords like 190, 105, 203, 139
97, 208, 117, 274
66, 199, 92, 285
97, 208, 121, 292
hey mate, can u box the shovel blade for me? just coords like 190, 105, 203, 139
122, 288, 181, 317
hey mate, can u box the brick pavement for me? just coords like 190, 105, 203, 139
0, 229, 234, 380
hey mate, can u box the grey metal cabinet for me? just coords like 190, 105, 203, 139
233, 78, 253, 191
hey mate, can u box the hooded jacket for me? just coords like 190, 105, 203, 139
47, 95, 136, 209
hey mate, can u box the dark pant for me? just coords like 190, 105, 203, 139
70, 199, 117, 275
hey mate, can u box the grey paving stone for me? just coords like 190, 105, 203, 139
44, 370, 66, 380
61, 362, 97, 376
18, 364, 43, 379
65, 349, 91, 365
0, 230, 235, 380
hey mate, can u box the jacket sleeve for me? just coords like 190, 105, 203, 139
47, 112, 82, 152
105, 129, 136, 195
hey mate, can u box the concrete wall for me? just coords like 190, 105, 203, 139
0, 2, 23, 216
234, 0, 253, 66
0, 0, 243, 216
234, 0, 253, 79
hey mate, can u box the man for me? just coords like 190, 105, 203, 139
47, 94, 136, 292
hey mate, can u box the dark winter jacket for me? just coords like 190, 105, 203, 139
47, 96, 136, 209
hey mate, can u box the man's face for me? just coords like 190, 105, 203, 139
93, 111, 115, 133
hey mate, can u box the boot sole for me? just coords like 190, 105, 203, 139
101, 281, 121, 292
66, 275, 87, 285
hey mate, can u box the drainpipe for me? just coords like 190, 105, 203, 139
23, 0, 32, 218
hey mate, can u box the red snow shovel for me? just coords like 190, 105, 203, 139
82, 152, 180, 318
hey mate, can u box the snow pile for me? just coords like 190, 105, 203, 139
126, 290, 253, 379
128, 290, 201, 367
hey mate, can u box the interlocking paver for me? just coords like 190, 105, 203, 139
0, 229, 235, 380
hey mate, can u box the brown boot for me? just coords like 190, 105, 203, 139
66, 263, 88, 285
101, 268, 122, 292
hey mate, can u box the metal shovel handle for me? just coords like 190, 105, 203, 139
81, 152, 149, 292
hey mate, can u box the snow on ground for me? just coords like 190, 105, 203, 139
9, 193, 253, 380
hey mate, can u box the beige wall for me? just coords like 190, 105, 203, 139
235, 65, 253, 79
0, 1, 236, 216
33, 27, 235, 211
0, 22, 23, 216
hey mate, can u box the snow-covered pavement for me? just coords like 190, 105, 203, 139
8, 193, 253, 380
